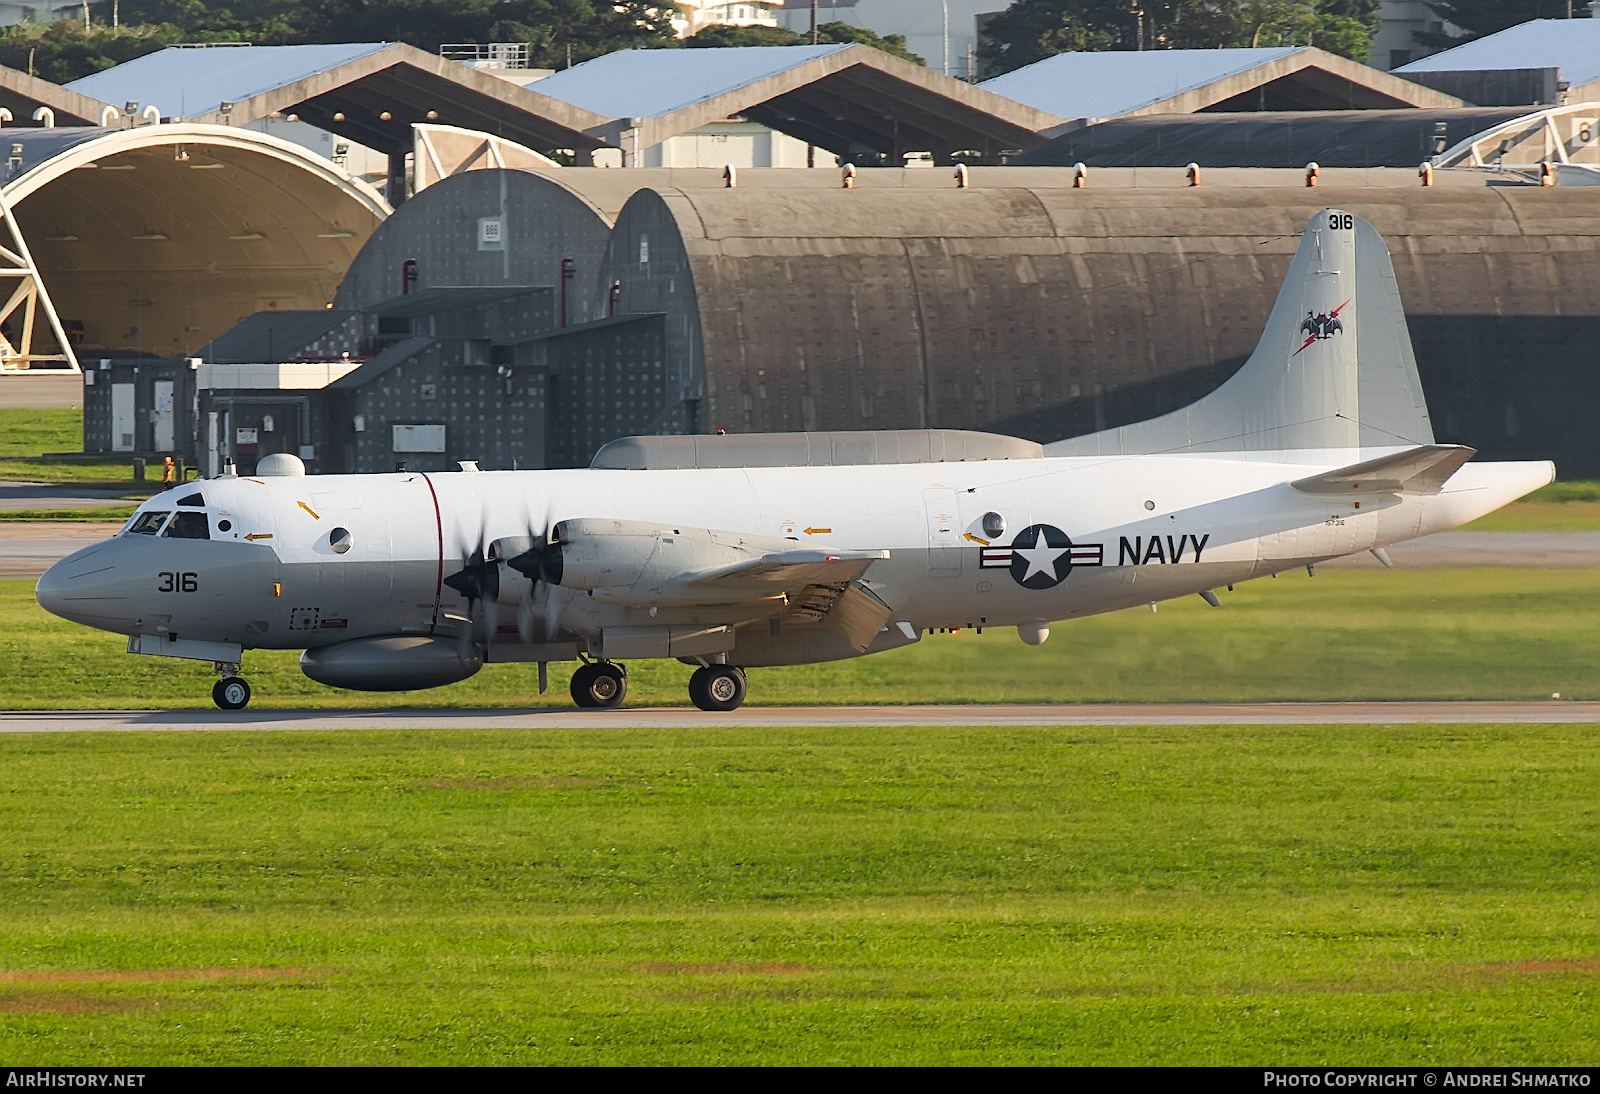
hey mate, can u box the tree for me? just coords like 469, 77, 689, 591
0, 19, 271, 84
289, 1, 677, 66
684, 23, 807, 47
977, 0, 1380, 78
685, 20, 925, 65
1414, 0, 1593, 50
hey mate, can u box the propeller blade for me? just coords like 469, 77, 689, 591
483, 596, 501, 647
516, 589, 535, 645
545, 585, 566, 641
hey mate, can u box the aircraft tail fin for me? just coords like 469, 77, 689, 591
1046, 208, 1434, 456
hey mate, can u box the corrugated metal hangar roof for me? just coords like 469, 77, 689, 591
530, 44, 850, 118
1395, 19, 1600, 88
983, 47, 1299, 119
1010, 107, 1536, 168
541, 43, 1060, 165
982, 46, 1461, 123
64, 42, 611, 161
67, 43, 392, 117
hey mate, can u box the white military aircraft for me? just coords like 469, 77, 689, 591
36, 209, 1552, 711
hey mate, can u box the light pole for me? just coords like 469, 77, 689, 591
942, 0, 949, 76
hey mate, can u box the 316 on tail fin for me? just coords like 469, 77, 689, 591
1047, 208, 1433, 456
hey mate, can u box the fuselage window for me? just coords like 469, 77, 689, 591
126, 511, 171, 536
164, 512, 211, 540
176, 493, 206, 507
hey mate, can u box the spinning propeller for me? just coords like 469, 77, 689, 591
441, 501, 569, 690
442, 521, 503, 661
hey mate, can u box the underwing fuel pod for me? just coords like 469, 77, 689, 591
36, 210, 1553, 711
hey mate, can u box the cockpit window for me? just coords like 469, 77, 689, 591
126, 511, 171, 536
176, 493, 205, 507
164, 512, 211, 540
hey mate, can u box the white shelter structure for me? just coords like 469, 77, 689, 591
1394, 18, 1600, 106
982, 46, 1461, 127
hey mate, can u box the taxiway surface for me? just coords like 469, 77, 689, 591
2, 702, 1596, 733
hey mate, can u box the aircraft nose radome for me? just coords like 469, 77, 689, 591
34, 544, 127, 630
33, 560, 66, 617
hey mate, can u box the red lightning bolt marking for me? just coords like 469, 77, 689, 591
1291, 298, 1352, 357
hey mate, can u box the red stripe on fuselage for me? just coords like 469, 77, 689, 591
420, 473, 444, 632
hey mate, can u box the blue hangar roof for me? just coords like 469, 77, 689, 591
68, 43, 392, 118
528, 45, 851, 119
1394, 19, 1600, 87
980, 47, 1302, 120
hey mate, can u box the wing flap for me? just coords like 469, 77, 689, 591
690, 549, 889, 591
1291, 444, 1476, 496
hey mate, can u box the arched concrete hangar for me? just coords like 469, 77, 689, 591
589, 182, 1600, 475
5, 123, 389, 359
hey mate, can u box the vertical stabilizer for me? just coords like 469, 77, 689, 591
1046, 209, 1432, 455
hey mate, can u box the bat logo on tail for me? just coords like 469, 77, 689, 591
1293, 299, 1350, 356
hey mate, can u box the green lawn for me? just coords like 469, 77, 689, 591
0, 724, 1593, 1064
0, 507, 138, 523
0, 408, 80, 457
5, 567, 1599, 709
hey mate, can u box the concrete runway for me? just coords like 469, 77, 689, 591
1, 701, 1596, 733
0, 521, 121, 579
0, 480, 135, 513
0, 373, 81, 409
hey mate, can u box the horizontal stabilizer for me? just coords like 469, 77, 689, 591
1291, 444, 1476, 496
693, 549, 890, 590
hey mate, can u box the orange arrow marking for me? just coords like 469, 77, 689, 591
297, 501, 320, 519
963, 533, 990, 545
244, 533, 273, 541
804, 527, 832, 535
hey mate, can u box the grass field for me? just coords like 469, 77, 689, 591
0, 723, 1593, 1064
5, 567, 1599, 709
0, 408, 81, 458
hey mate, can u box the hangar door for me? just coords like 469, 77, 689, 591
111, 383, 135, 452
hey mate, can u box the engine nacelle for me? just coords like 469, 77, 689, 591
550, 518, 793, 602
300, 635, 482, 691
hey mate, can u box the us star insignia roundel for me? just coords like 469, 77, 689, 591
978, 524, 1104, 590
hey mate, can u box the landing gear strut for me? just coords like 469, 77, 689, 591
212, 676, 251, 710
689, 665, 746, 712
571, 661, 627, 708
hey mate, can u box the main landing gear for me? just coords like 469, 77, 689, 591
571, 661, 628, 708
689, 665, 747, 712
212, 675, 251, 710
211, 661, 251, 710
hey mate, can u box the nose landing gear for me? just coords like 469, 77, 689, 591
212, 675, 251, 710
571, 661, 627, 708
689, 665, 746, 712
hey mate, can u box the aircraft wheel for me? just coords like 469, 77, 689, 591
212, 676, 251, 711
689, 665, 746, 712
571, 662, 627, 709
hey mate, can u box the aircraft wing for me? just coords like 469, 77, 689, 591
690, 549, 889, 591
1291, 444, 1476, 496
